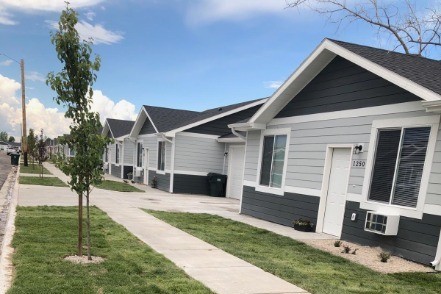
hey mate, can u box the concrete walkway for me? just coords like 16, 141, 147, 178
16, 163, 325, 293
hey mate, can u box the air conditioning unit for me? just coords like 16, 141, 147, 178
134, 167, 143, 177
364, 211, 400, 235
103, 162, 109, 171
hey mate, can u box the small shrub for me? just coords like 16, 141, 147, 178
379, 251, 391, 262
334, 240, 342, 247
341, 245, 351, 254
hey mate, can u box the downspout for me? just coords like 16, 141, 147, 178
430, 228, 441, 271
222, 144, 227, 175
170, 137, 176, 193
231, 127, 246, 141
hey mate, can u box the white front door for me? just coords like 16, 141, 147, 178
144, 149, 149, 185
226, 145, 245, 200
323, 148, 352, 237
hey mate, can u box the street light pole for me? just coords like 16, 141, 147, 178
20, 59, 28, 166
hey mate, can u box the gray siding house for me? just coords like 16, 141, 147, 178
102, 118, 135, 179
129, 99, 266, 199
230, 39, 441, 268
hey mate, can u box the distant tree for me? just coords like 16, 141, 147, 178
36, 129, 49, 178
286, 0, 441, 56
8, 136, 15, 142
47, 4, 110, 260
27, 129, 37, 169
0, 131, 8, 142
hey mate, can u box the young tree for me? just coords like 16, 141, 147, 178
47, 4, 110, 260
27, 129, 37, 169
36, 129, 49, 178
286, 0, 441, 56
0, 131, 7, 142
8, 136, 15, 142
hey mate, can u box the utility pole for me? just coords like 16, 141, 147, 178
20, 59, 28, 166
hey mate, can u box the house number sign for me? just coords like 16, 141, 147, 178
352, 160, 366, 168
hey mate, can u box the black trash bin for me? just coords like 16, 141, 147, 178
10, 153, 20, 166
207, 173, 227, 197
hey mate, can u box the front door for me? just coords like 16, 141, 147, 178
144, 149, 149, 185
226, 145, 245, 200
323, 148, 351, 237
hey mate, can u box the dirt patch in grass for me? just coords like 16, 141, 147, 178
303, 239, 434, 274
64, 255, 105, 264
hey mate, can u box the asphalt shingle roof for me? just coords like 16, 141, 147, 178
329, 39, 441, 95
143, 106, 200, 133
107, 118, 135, 138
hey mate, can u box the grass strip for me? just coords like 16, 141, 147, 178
95, 180, 144, 192
9, 207, 212, 294
20, 163, 52, 175
19, 176, 68, 187
147, 211, 441, 294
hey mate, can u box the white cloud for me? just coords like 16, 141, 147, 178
85, 11, 95, 21
0, 8, 16, 25
47, 20, 124, 45
0, 74, 136, 140
90, 90, 137, 123
186, 0, 288, 24
26, 71, 46, 83
0, 59, 13, 66
0, 0, 104, 13
264, 80, 283, 89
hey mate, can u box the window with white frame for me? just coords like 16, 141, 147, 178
259, 134, 287, 188
115, 144, 120, 164
137, 143, 143, 167
157, 141, 165, 171
105, 147, 108, 162
368, 126, 431, 208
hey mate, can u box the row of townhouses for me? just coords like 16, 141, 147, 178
57, 39, 441, 269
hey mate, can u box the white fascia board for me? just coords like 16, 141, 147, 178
422, 101, 441, 113
102, 120, 114, 138
129, 107, 159, 138
164, 98, 267, 137
217, 137, 244, 143
250, 39, 441, 125
228, 122, 267, 131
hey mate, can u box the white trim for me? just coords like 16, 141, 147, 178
129, 107, 159, 138
250, 39, 441, 125
424, 204, 441, 216
255, 128, 291, 195
239, 131, 249, 213
269, 101, 423, 126
217, 137, 245, 143
360, 115, 440, 219
316, 145, 353, 234
164, 99, 267, 136
243, 180, 256, 187
178, 132, 219, 140
169, 137, 176, 193
138, 134, 157, 138
102, 120, 115, 138
174, 170, 208, 176
347, 193, 362, 202
284, 186, 321, 197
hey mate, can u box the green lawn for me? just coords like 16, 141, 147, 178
9, 207, 212, 294
20, 163, 52, 175
147, 211, 441, 294
19, 176, 68, 187
95, 180, 144, 192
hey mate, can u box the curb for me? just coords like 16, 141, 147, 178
0, 166, 19, 294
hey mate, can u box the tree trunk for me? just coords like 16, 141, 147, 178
86, 189, 91, 260
78, 193, 83, 256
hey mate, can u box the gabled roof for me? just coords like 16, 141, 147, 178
104, 118, 135, 138
236, 38, 441, 127
143, 106, 200, 133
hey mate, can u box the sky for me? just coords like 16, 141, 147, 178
0, 0, 439, 140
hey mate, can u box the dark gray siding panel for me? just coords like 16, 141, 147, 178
187, 105, 261, 136
122, 166, 133, 180
149, 170, 170, 192
276, 56, 421, 118
139, 117, 156, 135
110, 164, 121, 178
241, 186, 320, 227
342, 201, 440, 264
173, 174, 209, 195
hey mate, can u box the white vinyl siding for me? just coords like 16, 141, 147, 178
123, 139, 135, 165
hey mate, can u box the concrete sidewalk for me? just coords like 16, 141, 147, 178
18, 163, 312, 293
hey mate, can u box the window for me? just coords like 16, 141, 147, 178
368, 127, 431, 208
115, 144, 120, 164
105, 147, 108, 162
137, 143, 143, 167
157, 141, 165, 171
259, 134, 287, 188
